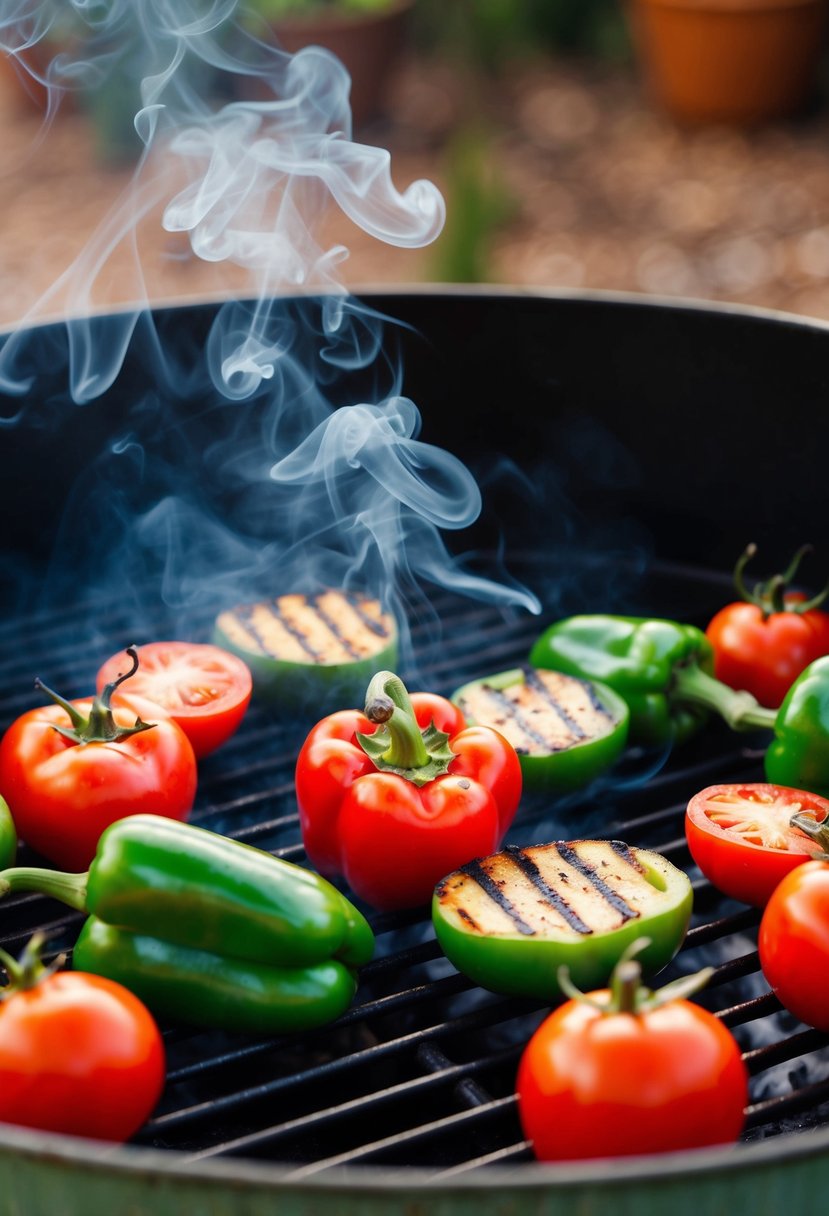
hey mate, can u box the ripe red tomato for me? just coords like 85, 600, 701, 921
706, 594, 829, 709
0, 965, 165, 1141
758, 860, 829, 1032
0, 696, 196, 870
516, 984, 748, 1161
97, 642, 252, 759
685, 783, 829, 908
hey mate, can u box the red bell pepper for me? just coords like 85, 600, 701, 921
295, 671, 522, 911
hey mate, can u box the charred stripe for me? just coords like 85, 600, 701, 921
343, 591, 391, 639
457, 859, 537, 936
479, 685, 554, 751
504, 846, 593, 934
311, 595, 363, 661
234, 602, 321, 661
608, 839, 646, 871
523, 666, 588, 738
555, 842, 640, 921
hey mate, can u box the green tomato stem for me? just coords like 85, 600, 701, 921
36, 645, 155, 746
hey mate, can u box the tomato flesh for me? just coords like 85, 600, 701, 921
98, 642, 252, 759
685, 782, 829, 908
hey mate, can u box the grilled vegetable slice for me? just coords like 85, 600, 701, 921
451, 667, 629, 791
432, 839, 692, 999
214, 590, 398, 712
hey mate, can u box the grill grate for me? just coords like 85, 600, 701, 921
1, 554, 828, 1174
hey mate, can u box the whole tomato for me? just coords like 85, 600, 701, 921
706, 544, 829, 708
516, 947, 748, 1161
0, 935, 165, 1142
758, 858, 829, 1032
296, 671, 522, 910
0, 648, 196, 870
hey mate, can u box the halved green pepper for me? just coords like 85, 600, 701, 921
451, 666, 629, 792
432, 839, 692, 1000
0, 814, 374, 1033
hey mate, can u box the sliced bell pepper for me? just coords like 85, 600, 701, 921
0, 814, 374, 1033
451, 666, 628, 792
432, 839, 692, 1000
296, 670, 522, 911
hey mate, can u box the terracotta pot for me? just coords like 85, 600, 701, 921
256, 1, 414, 128
628, 0, 829, 125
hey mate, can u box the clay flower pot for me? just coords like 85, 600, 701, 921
628, 0, 829, 125
251, 0, 414, 129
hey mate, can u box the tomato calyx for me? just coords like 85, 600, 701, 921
356, 671, 456, 788
735, 543, 829, 618
0, 933, 64, 1001
557, 937, 714, 1015
37, 645, 156, 746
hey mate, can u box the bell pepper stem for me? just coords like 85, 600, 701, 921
671, 663, 777, 732
364, 671, 430, 769
0, 866, 88, 912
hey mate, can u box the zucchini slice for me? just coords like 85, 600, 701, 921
214, 590, 398, 713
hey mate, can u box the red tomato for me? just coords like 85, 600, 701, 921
759, 860, 829, 1032
0, 966, 165, 1141
685, 783, 829, 908
97, 642, 252, 759
516, 986, 748, 1161
0, 697, 196, 870
706, 594, 829, 709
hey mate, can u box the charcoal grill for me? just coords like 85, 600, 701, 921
2, 288, 829, 1215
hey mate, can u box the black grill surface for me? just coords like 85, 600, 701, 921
2, 553, 827, 1174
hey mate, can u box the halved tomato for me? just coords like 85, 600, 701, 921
97, 642, 252, 759
685, 782, 829, 907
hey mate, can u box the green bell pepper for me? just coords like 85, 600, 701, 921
0, 795, 16, 870
451, 666, 629, 792
764, 656, 829, 796
529, 614, 771, 747
432, 839, 692, 1000
530, 614, 829, 797
0, 814, 374, 1033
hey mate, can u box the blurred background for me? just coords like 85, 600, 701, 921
4, 0, 829, 327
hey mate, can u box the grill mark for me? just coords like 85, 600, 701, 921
523, 665, 588, 738
342, 592, 391, 639
457, 859, 537, 936
311, 595, 362, 661
479, 686, 552, 751
556, 842, 639, 922
608, 839, 646, 872
231, 603, 319, 661
504, 846, 593, 934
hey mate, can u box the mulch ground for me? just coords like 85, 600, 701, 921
3, 50, 829, 327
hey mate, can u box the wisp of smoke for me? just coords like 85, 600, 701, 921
0, 0, 540, 647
